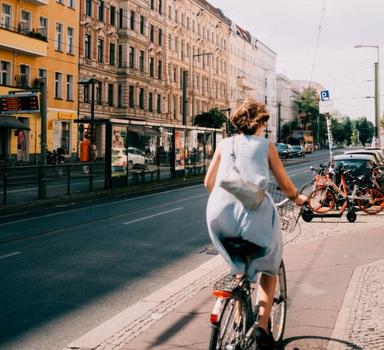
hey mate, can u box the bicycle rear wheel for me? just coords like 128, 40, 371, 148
356, 187, 384, 214
269, 260, 287, 344
209, 297, 253, 350
309, 188, 336, 213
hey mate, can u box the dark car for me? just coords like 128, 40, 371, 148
290, 145, 305, 158
276, 143, 290, 159
332, 154, 378, 177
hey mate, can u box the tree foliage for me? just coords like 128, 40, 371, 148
193, 108, 227, 129
355, 117, 374, 145
293, 87, 319, 132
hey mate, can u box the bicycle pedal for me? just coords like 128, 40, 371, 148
213, 275, 241, 292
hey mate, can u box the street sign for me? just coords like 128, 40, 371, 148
320, 90, 330, 101
0, 93, 39, 114
319, 100, 334, 114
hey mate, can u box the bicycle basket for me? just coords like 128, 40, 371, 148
267, 183, 302, 233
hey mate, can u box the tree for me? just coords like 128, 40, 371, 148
293, 87, 319, 133
355, 117, 374, 145
341, 117, 353, 146
193, 108, 227, 129
331, 118, 345, 146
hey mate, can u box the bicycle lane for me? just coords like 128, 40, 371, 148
64, 213, 384, 350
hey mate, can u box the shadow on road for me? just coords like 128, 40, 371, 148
281, 335, 362, 350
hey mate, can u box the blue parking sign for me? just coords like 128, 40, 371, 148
320, 90, 330, 101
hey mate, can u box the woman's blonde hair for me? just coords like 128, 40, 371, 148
231, 99, 269, 135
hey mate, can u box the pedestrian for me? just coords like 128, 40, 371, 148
204, 99, 307, 349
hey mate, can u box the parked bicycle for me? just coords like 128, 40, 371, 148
208, 185, 301, 350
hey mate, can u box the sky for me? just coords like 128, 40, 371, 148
209, 0, 384, 123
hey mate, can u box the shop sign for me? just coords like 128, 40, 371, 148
58, 112, 76, 119
0, 93, 39, 114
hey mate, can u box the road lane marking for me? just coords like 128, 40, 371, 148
0, 251, 22, 260
123, 207, 183, 225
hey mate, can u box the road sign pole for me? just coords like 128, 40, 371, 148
326, 113, 333, 160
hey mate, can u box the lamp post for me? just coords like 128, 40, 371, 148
354, 45, 381, 143
191, 51, 213, 125
78, 78, 98, 160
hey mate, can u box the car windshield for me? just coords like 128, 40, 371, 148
277, 144, 288, 150
292, 146, 301, 150
334, 159, 370, 172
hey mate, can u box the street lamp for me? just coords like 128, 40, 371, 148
191, 51, 213, 125
354, 45, 381, 143
78, 78, 98, 160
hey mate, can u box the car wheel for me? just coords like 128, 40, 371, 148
128, 160, 134, 170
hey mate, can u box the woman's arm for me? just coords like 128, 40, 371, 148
204, 147, 221, 192
268, 142, 307, 205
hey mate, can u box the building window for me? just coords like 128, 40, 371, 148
85, 0, 92, 16
148, 92, 153, 112
83, 84, 89, 103
96, 81, 102, 104
110, 6, 115, 26
119, 8, 123, 28
118, 45, 122, 67
158, 0, 162, 14
1, 4, 12, 30
19, 64, 30, 88
139, 88, 144, 109
55, 23, 63, 51
38, 68, 47, 81
66, 75, 73, 100
158, 29, 162, 46
150, 0, 154, 10
109, 43, 115, 66
67, 27, 74, 54
157, 94, 161, 113
140, 15, 145, 35
168, 34, 171, 50
55, 72, 62, 98
130, 11, 135, 30
129, 85, 134, 108
20, 10, 31, 33
39, 17, 48, 38
149, 57, 154, 77
264, 96, 268, 105
158, 60, 162, 80
139, 50, 145, 72
129, 47, 135, 68
85, 34, 91, 59
98, 0, 104, 21
117, 84, 122, 107
68, 0, 75, 9
108, 83, 114, 106
97, 39, 104, 63
149, 25, 154, 43
0, 61, 11, 86
168, 5, 171, 20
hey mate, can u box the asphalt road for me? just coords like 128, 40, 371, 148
0, 149, 339, 350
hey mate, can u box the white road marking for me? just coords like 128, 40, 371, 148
0, 251, 22, 260
123, 207, 183, 225
0, 185, 204, 226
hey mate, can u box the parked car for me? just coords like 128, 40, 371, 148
127, 147, 148, 169
344, 149, 384, 166
276, 143, 290, 159
290, 145, 305, 158
332, 154, 378, 176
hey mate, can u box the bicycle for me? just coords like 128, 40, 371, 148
208, 185, 301, 350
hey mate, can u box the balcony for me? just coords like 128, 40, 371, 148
24, 0, 48, 5
0, 26, 48, 56
236, 76, 254, 90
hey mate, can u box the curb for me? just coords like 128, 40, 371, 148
328, 259, 384, 350
63, 255, 227, 350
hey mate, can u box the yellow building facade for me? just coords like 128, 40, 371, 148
0, 0, 79, 163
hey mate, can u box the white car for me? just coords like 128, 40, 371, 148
127, 147, 148, 169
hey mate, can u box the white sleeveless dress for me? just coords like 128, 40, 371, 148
206, 134, 283, 282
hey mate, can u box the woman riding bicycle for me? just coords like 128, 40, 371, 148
204, 99, 307, 349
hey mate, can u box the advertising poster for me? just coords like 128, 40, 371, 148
175, 130, 185, 171
111, 126, 127, 176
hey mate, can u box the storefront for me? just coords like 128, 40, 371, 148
0, 115, 30, 165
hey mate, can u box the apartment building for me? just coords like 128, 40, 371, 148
0, 0, 79, 162
165, 0, 229, 124
227, 22, 258, 113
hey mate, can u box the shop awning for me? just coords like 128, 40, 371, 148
0, 116, 30, 130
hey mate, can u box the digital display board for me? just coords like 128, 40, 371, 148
0, 94, 39, 114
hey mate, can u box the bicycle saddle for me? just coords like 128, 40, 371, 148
221, 237, 266, 260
